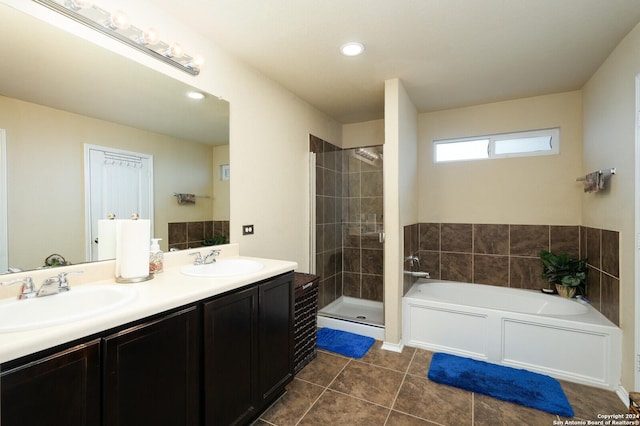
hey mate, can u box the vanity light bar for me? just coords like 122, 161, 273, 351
33, 0, 203, 76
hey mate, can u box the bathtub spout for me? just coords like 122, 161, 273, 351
404, 270, 430, 278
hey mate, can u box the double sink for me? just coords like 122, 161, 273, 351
0, 258, 264, 333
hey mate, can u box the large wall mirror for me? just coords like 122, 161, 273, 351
0, 3, 230, 272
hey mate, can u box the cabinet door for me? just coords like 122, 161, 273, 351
103, 306, 200, 426
258, 273, 294, 403
1, 339, 101, 426
203, 286, 258, 426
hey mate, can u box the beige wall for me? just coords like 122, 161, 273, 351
582, 21, 640, 392
384, 79, 419, 345
227, 79, 341, 266
342, 119, 384, 149
0, 95, 213, 269
418, 91, 583, 225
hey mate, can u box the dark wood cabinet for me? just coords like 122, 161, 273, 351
0, 339, 101, 426
258, 275, 294, 403
204, 272, 294, 426
203, 285, 259, 426
1, 270, 294, 426
103, 306, 200, 426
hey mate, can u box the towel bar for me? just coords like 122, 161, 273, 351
576, 168, 616, 182
172, 193, 211, 198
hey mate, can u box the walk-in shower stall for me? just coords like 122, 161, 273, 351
309, 135, 384, 339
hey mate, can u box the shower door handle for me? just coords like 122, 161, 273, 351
379, 232, 385, 243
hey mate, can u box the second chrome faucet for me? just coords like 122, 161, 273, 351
190, 249, 221, 265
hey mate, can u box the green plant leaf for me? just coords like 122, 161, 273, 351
540, 250, 588, 288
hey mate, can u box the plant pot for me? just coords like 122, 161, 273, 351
555, 284, 576, 298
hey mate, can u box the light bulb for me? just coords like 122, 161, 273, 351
186, 91, 205, 100
137, 28, 160, 45
65, 0, 92, 11
164, 43, 184, 59
340, 42, 365, 57
188, 55, 205, 71
107, 10, 130, 30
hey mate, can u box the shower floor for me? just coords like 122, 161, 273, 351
320, 296, 384, 325
317, 296, 385, 340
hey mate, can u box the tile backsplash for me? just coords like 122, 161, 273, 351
168, 220, 229, 251
404, 222, 620, 325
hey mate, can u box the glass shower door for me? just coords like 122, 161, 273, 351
310, 137, 384, 330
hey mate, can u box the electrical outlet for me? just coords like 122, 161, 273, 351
243, 225, 254, 235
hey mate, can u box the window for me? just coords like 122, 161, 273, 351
433, 128, 560, 163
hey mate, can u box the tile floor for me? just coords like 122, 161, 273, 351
255, 342, 628, 425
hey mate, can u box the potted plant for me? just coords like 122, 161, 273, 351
203, 235, 227, 246
539, 250, 588, 298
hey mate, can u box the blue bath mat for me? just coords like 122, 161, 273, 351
316, 328, 375, 359
428, 352, 574, 417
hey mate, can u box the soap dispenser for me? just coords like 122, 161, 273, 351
149, 238, 164, 274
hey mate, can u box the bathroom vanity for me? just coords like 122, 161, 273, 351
0, 247, 296, 426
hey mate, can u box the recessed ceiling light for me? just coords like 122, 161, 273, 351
340, 42, 365, 57
186, 91, 205, 100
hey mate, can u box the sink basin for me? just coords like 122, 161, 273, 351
180, 258, 264, 278
0, 285, 138, 333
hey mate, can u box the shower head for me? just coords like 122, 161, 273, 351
353, 147, 382, 166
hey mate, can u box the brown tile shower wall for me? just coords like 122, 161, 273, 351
404, 223, 619, 325
581, 226, 620, 325
311, 135, 343, 309
342, 146, 384, 304
167, 220, 229, 251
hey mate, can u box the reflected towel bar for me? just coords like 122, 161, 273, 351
576, 168, 616, 181
172, 193, 211, 198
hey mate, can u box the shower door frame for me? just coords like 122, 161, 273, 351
309, 152, 316, 274
309, 139, 385, 315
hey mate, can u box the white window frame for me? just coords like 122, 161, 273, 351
433, 127, 560, 163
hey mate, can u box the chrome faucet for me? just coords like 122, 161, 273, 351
190, 252, 205, 265
36, 271, 83, 297
404, 253, 420, 269
37, 276, 62, 297
403, 253, 430, 278
1, 271, 82, 300
1, 277, 36, 299
203, 249, 221, 264
190, 249, 221, 265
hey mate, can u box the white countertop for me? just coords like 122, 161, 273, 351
0, 248, 297, 364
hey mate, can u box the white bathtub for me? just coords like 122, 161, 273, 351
402, 279, 621, 390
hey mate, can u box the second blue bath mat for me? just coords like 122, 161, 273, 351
428, 352, 574, 417
316, 328, 375, 359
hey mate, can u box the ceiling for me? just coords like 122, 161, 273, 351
151, 0, 640, 124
